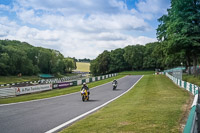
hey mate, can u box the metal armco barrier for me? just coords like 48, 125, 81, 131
38, 75, 82, 84
165, 72, 199, 133
0, 75, 82, 87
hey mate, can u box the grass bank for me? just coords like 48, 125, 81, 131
183, 74, 200, 86
0, 75, 124, 104
60, 75, 191, 133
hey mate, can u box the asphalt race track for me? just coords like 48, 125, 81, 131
0, 75, 142, 133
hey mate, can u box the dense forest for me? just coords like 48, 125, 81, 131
0, 40, 76, 76
90, 0, 200, 76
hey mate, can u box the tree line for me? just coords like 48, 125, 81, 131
90, 0, 200, 76
90, 42, 163, 76
0, 40, 76, 76
77, 58, 91, 62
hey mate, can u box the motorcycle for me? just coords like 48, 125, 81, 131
113, 83, 117, 90
81, 88, 89, 101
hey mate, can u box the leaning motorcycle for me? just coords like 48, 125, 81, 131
81, 88, 89, 101
113, 83, 117, 90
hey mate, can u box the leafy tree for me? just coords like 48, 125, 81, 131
143, 42, 158, 69
0, 53, 10, 75
157, 0, 200, 75
64, 58, 76, 73
109, 48, 128, 73
90, 59, 99, 76
124, 45, 145, 70
90, 50, 110, 75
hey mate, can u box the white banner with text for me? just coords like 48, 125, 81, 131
15, 84, 52, 95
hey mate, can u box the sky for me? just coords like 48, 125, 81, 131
0, 0, 170, 59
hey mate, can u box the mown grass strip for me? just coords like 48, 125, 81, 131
0, 76, 40, 84
0, 74, 79, 85
0, 75, 124, 104
60, 75, 191, 133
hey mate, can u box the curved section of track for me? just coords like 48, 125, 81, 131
0, 75, 142, 133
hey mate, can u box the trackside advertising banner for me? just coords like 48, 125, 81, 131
53, 82, 73, 89
15, 84, 52, 95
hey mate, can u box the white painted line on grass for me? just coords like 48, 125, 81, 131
0, 76, 127, 107
45, 75, 143, 133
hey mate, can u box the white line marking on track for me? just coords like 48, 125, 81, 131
45, 75, 143, 133
0, 76, 127, 107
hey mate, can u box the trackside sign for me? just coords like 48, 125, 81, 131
52, 82, 73, 89
15, 84, 52, 95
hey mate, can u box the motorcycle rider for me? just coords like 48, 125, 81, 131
112, 79, 118, 85
81, 82, 90, 95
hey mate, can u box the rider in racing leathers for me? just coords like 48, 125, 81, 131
112, 79, 118, 85
81, 82, 90, 95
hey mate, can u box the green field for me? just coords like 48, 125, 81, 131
60, 75, 191, 133
0, 76, 40, 84
75, 62, 90, 72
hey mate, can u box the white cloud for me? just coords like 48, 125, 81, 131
0, 16, 156, 59
0, 25, 9, 37
136, 0, 170, 17
0, 17, 18, 38
16, 9, 150, 32
0, 4, 10, 10
95, 32, 127, 41
0, 0, 168, 59
15, 0, 127, 15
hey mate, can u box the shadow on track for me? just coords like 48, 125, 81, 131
112, 89, 122, 91
85, 99, 100, 102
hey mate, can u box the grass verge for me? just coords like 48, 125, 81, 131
60, 75, 191, 133
0, 75, 124, 104
119, 71, 155, 75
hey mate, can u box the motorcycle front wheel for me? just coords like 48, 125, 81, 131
82, 96, 85, 101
